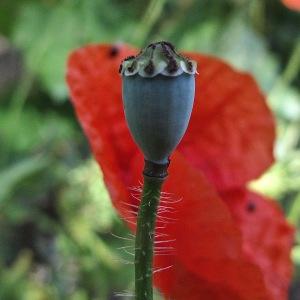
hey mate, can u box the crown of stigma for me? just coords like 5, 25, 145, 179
119, 41, 197, 78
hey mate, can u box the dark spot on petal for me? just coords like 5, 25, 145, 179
246, 201, 256, 213
109, 46, 119, 57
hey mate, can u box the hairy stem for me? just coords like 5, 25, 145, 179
135, 161, 168, 300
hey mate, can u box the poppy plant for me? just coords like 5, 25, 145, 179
120, 41, 198, 300
66, 43, 294, 300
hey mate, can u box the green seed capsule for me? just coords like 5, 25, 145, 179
120, 41, 197, 164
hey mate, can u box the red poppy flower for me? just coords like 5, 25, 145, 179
282, 0, 300, 11
66, 44, 294, 300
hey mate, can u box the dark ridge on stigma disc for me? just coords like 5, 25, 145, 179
161, 43, 173, 60
124, 55, 136, 61
147, 43, 156, 50
167, 59, 179, 73
162, 41, 175, 51
187, 61, 193, 72
127, 61, 136, 73
144, 60, 155, 75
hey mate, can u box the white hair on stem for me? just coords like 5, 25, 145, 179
114, 291, 135, 298
111, 233, 134, 241
153, 265, 173, 274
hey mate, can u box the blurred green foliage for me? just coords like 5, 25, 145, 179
0, 0, 299, 299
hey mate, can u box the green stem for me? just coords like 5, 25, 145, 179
135, 174, 164, 300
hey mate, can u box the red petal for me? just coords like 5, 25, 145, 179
222, 190, 295, 300
179, 53, 275, 191
282, 0, 300, 11
155, 260, 258, 300
149, 153, 271, 300
66, 44, 140, 219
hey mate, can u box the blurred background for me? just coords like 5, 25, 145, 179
0, 0, 299, 299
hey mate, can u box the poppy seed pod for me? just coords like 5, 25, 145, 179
120, 41, 197, 166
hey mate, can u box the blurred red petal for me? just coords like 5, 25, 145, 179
155, 259, 259, 300
149, 153, 270, 299
66, 44, 140, 219
222, 189, 295, 300
282, 0, 300, 11
179, 53, 275, 191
